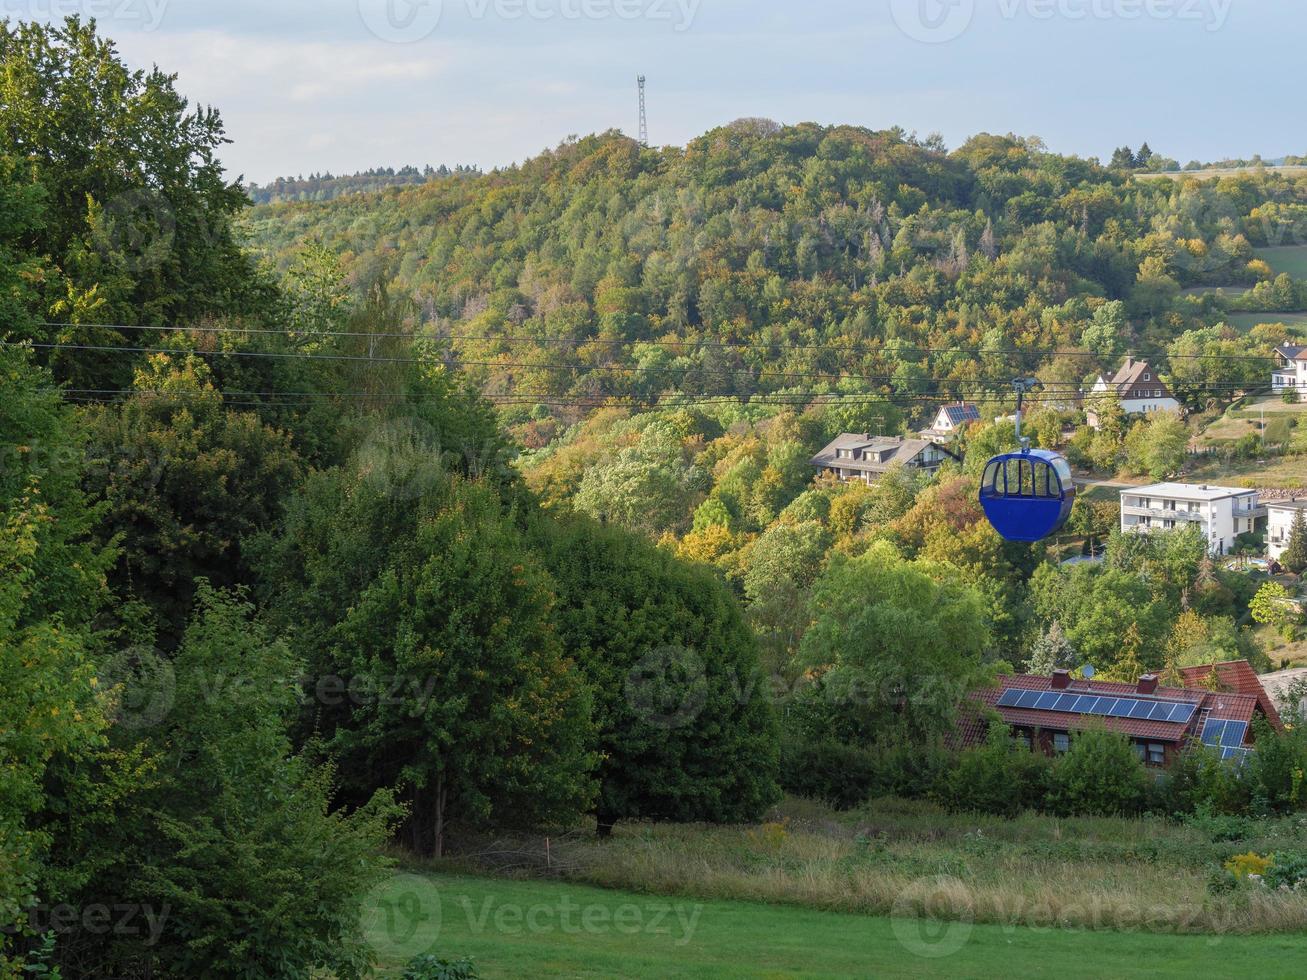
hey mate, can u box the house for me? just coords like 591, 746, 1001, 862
1120, 482, 1264, 555
957, 667, 1276, 769
1267, 498, 1307, 562
920, 402, 981, 440
1087, 357, 1180, 428
1272, 344, 1307, 402
809, 435, 960, 484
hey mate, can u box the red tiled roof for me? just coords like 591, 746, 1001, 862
958, 672, 1261, 748
1178, 661, 1283, 731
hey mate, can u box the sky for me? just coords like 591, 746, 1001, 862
22, 0, 1303, 184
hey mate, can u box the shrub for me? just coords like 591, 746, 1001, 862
1266, 852, 1307, 891
1045, 729, 1149, 817
403, 955, 479, 980
779, 738, 879, 809
936, 726, 1051, 817
1224, 852, 1272, 879
1161, 748, 1249, 816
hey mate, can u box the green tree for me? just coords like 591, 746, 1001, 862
1251, 581, 1300, 640
533, 514, 780, 834
0, 347, 114, 967
1028, 620, 1077, 675
49, 587, 401, 978
799, 541, 991, 742
0, 16, 271, 359
79, 353, 303, 644
1125, 410, 1188, 480
263, 470, 597, 857
1283, 508, 1307, 574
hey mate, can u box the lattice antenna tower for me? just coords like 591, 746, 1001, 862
637, 75, 648, 147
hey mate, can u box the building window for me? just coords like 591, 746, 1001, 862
1147, 743, 1165, 766
1053, 732, 1070, 754
1014, 731, 1032, 752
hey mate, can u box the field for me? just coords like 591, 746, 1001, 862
1138, 166, 1307, 181
367, 872, 1307, 979
386, 795, 1307, 961
1224, 311, 1307, 335
1256, 246, 1307, 280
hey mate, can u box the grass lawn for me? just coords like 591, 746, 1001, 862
367, 872, 1307, 979
1182, 455, 1307, 490
1256, 245, 1307, 280
1224, 311, 1307, 335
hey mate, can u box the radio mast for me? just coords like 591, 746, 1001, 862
637, 75, 648, 147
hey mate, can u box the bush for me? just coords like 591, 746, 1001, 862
779, 738, 879, 809
404, 955, 479, 980
1045, 729, 1149, 817
1266, 852, 1307, 891
1161, 748, 1250, 816
936, 726, 1051, 817
1225, 852, 1272, 879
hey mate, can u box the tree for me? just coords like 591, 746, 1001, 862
262, 470, 598, 857
0, 347, 114, 968
799, 541, 991, 743
1283, 508, 1307, 575
47, 587, 401, 978
80, 354, 303, 644
1082, 300, 1127, 358
1028, 621, 1077, 675
533, 514, 780, 834
0, 16, 271, 361
1251, 581, 1301, 640
1125, 410, 1188, 480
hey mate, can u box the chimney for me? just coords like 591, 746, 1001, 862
1051, 669, 1071, 690
1137, 674, 1159, 695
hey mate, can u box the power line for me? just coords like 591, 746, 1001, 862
31, 321, 1286, 362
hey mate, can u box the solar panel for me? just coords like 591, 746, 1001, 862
994, 689, 1197, 726
1220, 746, 1251, 763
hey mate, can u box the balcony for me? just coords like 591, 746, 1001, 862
1121, 505, 1205, 523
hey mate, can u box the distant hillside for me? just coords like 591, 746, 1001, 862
241, 122, 1304, 432
245, 164, 480, 204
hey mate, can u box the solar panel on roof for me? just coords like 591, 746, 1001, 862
1220, 721, 1248, 749
994, 688, 1195, 726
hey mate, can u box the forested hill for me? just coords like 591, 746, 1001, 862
245, 163, 480, 204
241, 121, 1307, 436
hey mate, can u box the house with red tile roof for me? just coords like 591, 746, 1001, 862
957, 668, 1266, 768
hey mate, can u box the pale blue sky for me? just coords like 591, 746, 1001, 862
40, 0, 1302, 183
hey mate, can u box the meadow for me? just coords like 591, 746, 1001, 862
368, 873, 1307, 979
411, 796, 1307, 943
1255, 246, 1307, 280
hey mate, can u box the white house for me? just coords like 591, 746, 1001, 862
1267, 499, 1307, 562
810, 435, 960, 484
1088, 358, 1181, 428
1120, 483, 1264, 556
1272, 344, 1307, 402
920, 402, 981, 440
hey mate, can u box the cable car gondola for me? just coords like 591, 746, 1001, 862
979, 379, 1076, 543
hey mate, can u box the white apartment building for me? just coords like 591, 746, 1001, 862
1120, 483, 1264, 556
1267, 499, 1307, 562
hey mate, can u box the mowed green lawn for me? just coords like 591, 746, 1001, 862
366, 873, 1307, 979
